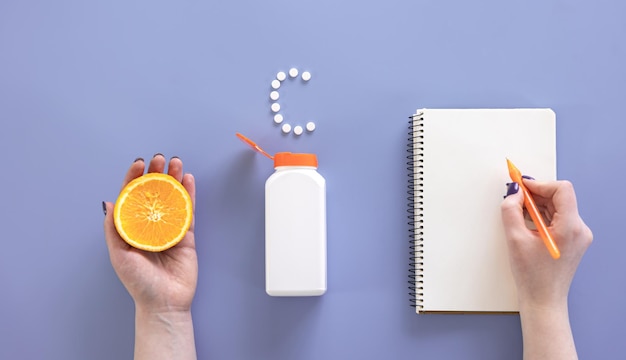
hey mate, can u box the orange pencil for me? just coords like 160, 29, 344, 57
506, 158, 560, 259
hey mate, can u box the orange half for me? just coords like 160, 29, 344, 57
114, 173, 193, 252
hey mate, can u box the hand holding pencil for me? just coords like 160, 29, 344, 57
500, 161, 592, 304
500, 163, 593, 359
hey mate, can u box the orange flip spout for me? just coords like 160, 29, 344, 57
506, 159, 560, 259
236, 133, 274, 160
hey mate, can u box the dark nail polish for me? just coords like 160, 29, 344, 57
522, 175, 535, 180
504, 182, 519, 198
153, 153, 164, 158
133, 157, 144, 163
102, 201, 107, 216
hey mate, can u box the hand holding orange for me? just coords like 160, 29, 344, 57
104, 154, 198, 314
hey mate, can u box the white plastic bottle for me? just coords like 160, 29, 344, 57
265, 152, 327, 296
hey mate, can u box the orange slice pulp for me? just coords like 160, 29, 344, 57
113, 173, 193, 252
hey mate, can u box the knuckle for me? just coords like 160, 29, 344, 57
570, 220, 593, 246
558, 180, 575, 192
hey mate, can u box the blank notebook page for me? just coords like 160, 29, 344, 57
419, 108, 556, 313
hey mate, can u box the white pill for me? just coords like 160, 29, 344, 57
273, 114, 284, 124
293, 125, 303, 135
271, 103, 280, 112
270, 91, 279, 101
271, 80, 281, 89
301, 71, 311, 81
289, 68, 298, 78
306, 121, 316, 132
281, 123, 292, 134
277, 71, 287, 81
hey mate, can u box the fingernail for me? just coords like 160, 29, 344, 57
171, 155, 180, 160
133, 157, 144, 163
522, 175, 535, 180
102, 201, 107, 216
153, 153, 164, 158
504, 182, 519, 198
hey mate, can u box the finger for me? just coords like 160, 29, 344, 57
521, 179, 552, 204
182, 173, 196, 232
148, 153, 166, 173
525, 179, 579, 218
102, 201, 130, 253
120, 158, 146, 192
500, 187, 529, 240
167, 156, 184, 183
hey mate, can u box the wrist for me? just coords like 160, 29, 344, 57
136, 300, 192, 314
518, 292, 569, 314
134, 305, 196, 360
135, 304, 193, 324
517, 297, 577, 360
519, 298, 569, 320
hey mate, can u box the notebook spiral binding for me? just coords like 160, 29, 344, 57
407, 112, 424, 310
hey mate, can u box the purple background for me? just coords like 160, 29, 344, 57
0, 1, 623, 359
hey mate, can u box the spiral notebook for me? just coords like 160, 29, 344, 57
407, 108, 556, 314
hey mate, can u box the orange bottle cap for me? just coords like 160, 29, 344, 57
274, 152, 318, 168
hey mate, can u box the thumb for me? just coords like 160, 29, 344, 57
102, 201, 129, 252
